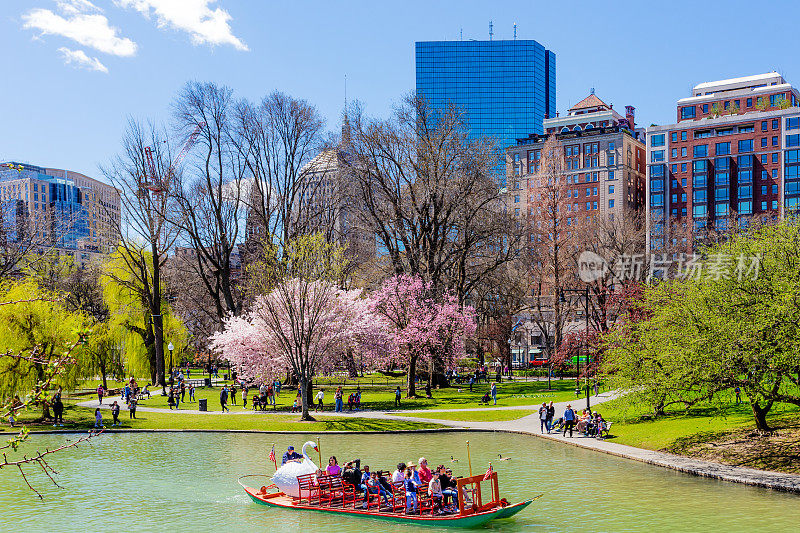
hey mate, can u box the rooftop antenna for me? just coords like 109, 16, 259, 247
513, 23, 517, 40
489, 20, 493, 40
591, 87, 595, 95
460, 27, 463, 41
344, 74, 347, 109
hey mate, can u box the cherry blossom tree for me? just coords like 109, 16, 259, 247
210, 280, 387, 420
369, 275, 476, 398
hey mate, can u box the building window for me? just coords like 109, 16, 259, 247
514, 195, 520, 203
608, 141, 615, 151
761, 137, 768, 147
787, 117, 800, 130
738, 140, 753, 152
746, 98, 753, 107
671, 132, 677, 142
702, 104, 709, 113
681, 131, 687, 141
773, 169, 778, 179
715, 203, 729, 216
609, 154, 615, 165
738, 201, 752, 215
716, 142, 730, 155
514, 208, 520, 216
693, 145, 708, 158
609, 199, 614, 208
593, 201, 598, 210
609, 185, 615, 194
608, 170, 615, 180
739, 125, 754, 134
651, 134, 665, 147
671, 149, 678, 158
681, 106, 696, 119
787, 134, 800, 147
762, 121, 768, 132
773, 136, 779, 146
773, 153, 780, 163
681, 147, 687, 157
681, 163, 687, 172
651, 150, 664, 162
773, 184, 778, 194
772, 119, 780, 129
681, 177, 687, 186
773, 200, 778, 209
761, 201, 768, 210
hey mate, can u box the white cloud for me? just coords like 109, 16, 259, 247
56, 0, 102, 16
22, 4, 138, 57
116, 0, 248, 51
57, 47, 109, 73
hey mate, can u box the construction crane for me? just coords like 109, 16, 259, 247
141, 122, 205, 194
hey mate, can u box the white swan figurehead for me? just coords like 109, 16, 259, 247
271, 441, 319, 497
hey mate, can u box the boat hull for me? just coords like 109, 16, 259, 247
240, 484, 537, 528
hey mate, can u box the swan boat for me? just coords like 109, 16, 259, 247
239, 448, 540, 529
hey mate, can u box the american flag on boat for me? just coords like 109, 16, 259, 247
269, 444, 277, 468
483, 463, 493, 481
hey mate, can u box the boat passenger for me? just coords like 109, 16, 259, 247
417, 458, 432, 484
281, 445, 302, 465
428, 471, 443, 514
404, 469, 418, 513
406, 462, 421, 485
362, 471, 389, 508
391, 462, 406, 483
439, 467, 459, 510
342, 459, 362, 487
326, 456, 341, 477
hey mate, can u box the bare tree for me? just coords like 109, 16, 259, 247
348, 94, 516, 300
524, 135, 578, 360
233, 91, 327, 253
169, 81, 247, 321
101, 120, 179, 390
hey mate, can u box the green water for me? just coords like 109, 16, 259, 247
1, 431, 798, 532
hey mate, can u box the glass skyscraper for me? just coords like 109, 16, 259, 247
415, 39, 556, 183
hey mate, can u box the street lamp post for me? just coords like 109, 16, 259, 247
560, 287, 591, 413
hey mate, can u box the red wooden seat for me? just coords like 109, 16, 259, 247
296, 473, 319, 505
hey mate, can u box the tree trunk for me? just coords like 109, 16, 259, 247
407, 353, 417, 398
345, 347, 358, 378
299, 374, 315, 421
100, 358, 108, 390
750, 400, 772, 432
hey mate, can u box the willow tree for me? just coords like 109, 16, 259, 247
0, 281, 85, 418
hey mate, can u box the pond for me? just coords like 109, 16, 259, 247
1, 431, 798, 532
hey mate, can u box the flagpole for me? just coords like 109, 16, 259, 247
316, 436, 322, 467
466, 440, 472, 477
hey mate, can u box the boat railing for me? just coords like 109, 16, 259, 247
455, 472, 502, 515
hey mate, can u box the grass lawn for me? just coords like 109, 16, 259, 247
1, 404, 443, 433
121, 378, 578, 413
400, 409, 534, 422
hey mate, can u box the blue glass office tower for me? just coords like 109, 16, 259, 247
415, 39, 556, 184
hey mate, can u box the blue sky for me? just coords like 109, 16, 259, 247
3, 0, 800, 180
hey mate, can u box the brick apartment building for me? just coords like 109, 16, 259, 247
506, 93, 646, 225
646, 72, 800, 251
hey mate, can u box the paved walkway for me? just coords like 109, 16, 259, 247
78, 391, 800, 493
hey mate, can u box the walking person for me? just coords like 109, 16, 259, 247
490, 382, 497, 405
394, 386, 401, 408
546, 401, 555, 433
128, 397, 137, 419
538, 402, 548, 434
734, 386, 742, 405
168, 387, 175, 410
231, 385, 237, 406
242, 386, 248, 408
97, 384, 104, 405
188, 384, 195, 402
335, 387, 343, 412
469, 375, 474, 392
52, 388, 64, 427
180, 382, 186, 403
220, 386, 230, 412
111, 401, 121, 426
563, 404, 576, 437
315, 388, 324, 412
94, 408, 104, 429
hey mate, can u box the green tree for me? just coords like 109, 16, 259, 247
0, 281, 85, 418
604, 221, 800, 431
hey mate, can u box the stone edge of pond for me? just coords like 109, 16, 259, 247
495, 428, 800, 495
22, 428, 493, 435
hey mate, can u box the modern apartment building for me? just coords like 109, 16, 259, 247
415, 39, 556, 183
0, 161, 120, 264
506, 93, 646, 224
646, 72, 800, 251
